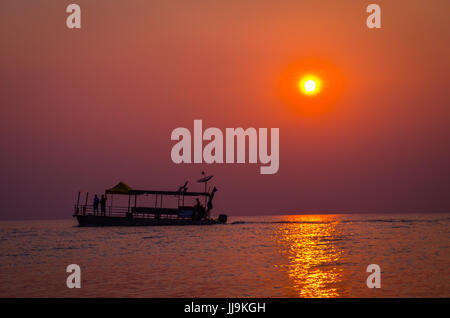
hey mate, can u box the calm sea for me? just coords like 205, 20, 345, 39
0, 214, 448, 298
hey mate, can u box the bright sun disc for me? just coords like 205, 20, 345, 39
299, 75, 321, 95
304, 80, 316, 92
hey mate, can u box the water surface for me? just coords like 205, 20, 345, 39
0, 214, 448, 297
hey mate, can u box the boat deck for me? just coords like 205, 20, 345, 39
73, 205, 221, 226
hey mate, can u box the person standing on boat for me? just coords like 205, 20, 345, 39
100, 194, 107, 216
195, 198, 201, 211
194, 198, 205, 219
93, 195, 99, 215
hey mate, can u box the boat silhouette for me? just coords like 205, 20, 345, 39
73, 178, 227, 226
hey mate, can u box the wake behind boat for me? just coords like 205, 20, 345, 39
73, 174, 227, 226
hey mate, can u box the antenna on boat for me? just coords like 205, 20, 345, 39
197, 171, 213, 214
206, 186, 218, 214
177, 181, 188, 193
177, 181, 189, 205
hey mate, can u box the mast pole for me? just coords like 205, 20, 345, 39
76, 191, 81, 214
204, 181, 208, 211
110, 194, 113, 216
84, 192, 89, 215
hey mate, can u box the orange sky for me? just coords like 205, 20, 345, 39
1, 0, 449, 219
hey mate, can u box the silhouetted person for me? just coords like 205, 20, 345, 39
194, 198, 205, 219
195, 198, 201, 209
100, 195, 107, 216
93, 195, 99, 215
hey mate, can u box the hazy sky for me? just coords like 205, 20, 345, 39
1, 0, 449, 219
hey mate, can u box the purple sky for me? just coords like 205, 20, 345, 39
1, 0, 449, 220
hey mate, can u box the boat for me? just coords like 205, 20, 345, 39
73, 178, 227, 227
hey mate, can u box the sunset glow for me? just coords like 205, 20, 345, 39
1, 0, 449, 301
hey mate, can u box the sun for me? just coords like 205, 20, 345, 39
299, 75, 321, 96
304, 80, 316, 92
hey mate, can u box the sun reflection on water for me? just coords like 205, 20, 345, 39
274, 215, 344, 297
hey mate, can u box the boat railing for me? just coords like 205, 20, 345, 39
73, 205, 185, 219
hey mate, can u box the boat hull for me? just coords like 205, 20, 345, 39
74, 215, 220, 227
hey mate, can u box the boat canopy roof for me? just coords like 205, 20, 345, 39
105, 182, 133, 194
130, 189, 210, 197
105, 182, 210, 197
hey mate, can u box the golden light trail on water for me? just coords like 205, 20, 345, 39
274, 215, 344, 297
